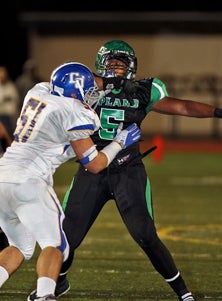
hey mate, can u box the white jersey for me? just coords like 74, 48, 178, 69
0, 82, 101, 259
0, 82, 100, 185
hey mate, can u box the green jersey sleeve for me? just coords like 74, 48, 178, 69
146, 77, 169, 112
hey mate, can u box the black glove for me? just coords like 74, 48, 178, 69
102, 77, 124, 90
214, 108, 222, 118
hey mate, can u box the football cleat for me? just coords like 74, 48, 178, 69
55, 278, 70, 297
32, 294, 57, 301
27, 279, 70, 301
179, 292, 195, 301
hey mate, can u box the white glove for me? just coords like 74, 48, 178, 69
114, 123, 141, 149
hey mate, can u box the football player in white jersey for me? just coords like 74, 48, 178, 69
0, 62, 141, 301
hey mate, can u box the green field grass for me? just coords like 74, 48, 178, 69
1, 151, 222, 300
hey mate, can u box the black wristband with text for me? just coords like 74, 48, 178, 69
214, 108, 222, 118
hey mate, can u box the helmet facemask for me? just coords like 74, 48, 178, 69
83, 82, 101, 109
98, 51, 137, 80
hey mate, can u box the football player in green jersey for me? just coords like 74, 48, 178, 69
29, 40, 222, 301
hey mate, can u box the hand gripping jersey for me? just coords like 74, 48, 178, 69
0, 83, 100, 185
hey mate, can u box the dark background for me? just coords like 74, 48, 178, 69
1, 1, 222, 79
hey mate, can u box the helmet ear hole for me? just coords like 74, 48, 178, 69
95, 40, 137, 80
71, 93, 78, 99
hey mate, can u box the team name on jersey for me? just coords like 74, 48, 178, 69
98, 96, 139, 108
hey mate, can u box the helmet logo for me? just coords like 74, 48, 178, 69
98, 46, 108, 55
69, 72, 84, 90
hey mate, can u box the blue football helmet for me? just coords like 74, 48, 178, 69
50, 62, 100, 107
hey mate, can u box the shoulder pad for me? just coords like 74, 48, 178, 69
133, 78, 153, 101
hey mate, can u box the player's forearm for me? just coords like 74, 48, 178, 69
84, 142, 121, 174
152, 97, 217, 117
182, 101, 216, 117
73, 123, 141, 173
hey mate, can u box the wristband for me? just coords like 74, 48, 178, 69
79, 145, 98, 165
100, 141, 122, 166
214, 108, 222, 118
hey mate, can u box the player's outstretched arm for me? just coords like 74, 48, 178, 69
151, 97, 220, 117
71, 123, 141, 174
